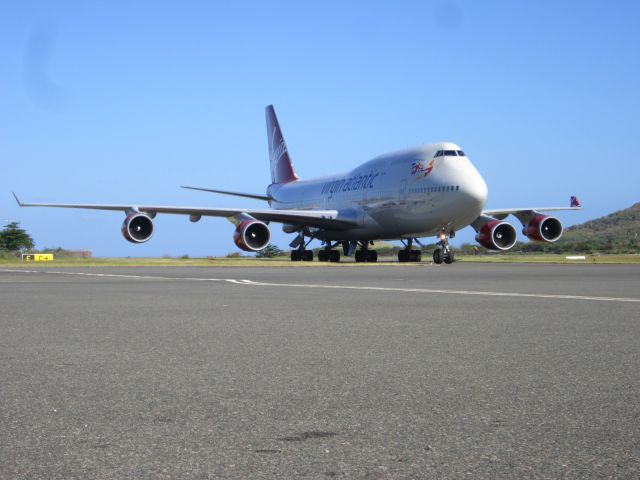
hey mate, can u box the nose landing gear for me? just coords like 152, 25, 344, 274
433, 231, 454, 265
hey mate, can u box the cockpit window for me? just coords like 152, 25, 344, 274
434, 150, 444, 157
444, 150, 457, 156
457, 150, 465, 156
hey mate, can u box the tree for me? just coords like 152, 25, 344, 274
0, 222, 35, 252
255, 244, 285, 258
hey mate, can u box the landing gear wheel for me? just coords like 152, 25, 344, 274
433, 249, 443, 264
355, 250, 367, 263
302, 250, 314, 262
318, 250, 328, 262
367, 250, 378, 262
329, 250, 341, 263
399, 250, 420, 262
291, 250, 302, 262
444, 251, 454, 264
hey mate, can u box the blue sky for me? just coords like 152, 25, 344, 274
2, 1, 639, 256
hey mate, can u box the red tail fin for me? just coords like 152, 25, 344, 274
266, 105, 299, 184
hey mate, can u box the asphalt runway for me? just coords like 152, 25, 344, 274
1, 263, 639, 479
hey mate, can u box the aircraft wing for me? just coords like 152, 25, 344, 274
483, 206, 582, 220
12, 193, 356, 229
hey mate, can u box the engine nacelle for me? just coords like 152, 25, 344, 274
522, 215, 563, 242
233, 220, 271, 252
121, 213, 154, 243
475, 220, 517, 251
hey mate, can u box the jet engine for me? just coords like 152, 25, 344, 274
475, 219, 517, 250
522, 215, 563, 242
233, 220, 271, 252
121, 212, 154, 243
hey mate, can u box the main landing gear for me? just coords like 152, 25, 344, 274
290, 249, 313, 262
290, 232, 315, 262
398, 238, 422, 263
432, 231, 454, 265
317, 242, 341, 263
354, 242, 378, 263
335, 241, 378, 263
336, 240, 378, 263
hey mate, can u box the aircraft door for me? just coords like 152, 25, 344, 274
400, 179, 407, 205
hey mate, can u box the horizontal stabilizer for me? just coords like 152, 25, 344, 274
181, 186, 271, 201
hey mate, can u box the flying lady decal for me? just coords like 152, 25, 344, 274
411, 159, 436, 177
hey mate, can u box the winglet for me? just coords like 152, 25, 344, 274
12, 192, 23, 207
570, 196, 582, 208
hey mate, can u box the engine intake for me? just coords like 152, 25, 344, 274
475, 220, 517, 251
122, 213, 154, 243
233, 220, 270, 252
523, 215, 563, 242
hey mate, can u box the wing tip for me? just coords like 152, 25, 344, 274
12, 192, 23, 207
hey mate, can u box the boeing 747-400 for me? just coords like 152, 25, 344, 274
14, 105, 581, 264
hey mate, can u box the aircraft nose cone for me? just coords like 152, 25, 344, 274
465, 173, 488, 212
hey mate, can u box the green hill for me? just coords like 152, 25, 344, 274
522, 202, 640, 254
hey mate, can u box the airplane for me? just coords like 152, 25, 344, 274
13, 105, 581, 264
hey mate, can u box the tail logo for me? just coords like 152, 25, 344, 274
570, 196, 581, 207
270, 133, 287, 164
266, 105, 299, 184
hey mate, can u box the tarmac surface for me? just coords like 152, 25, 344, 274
1, 263, 639, 479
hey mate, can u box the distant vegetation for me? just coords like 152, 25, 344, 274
0, 222, 34, 254
255, 244, 285, 258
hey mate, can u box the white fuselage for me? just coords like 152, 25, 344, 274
267, 142, 489, 241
